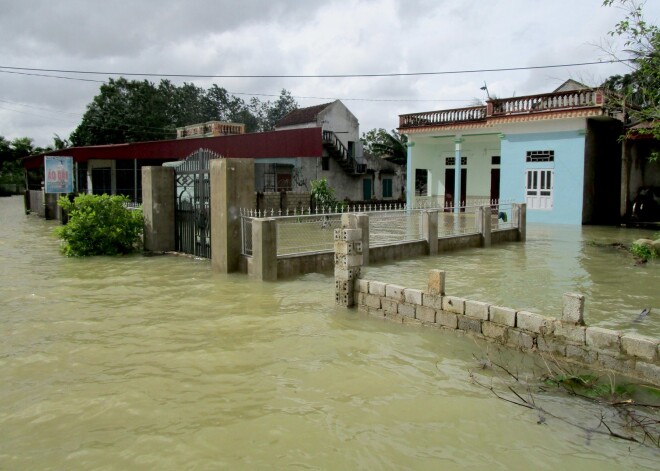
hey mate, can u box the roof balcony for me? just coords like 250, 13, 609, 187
399, 89, 606, 130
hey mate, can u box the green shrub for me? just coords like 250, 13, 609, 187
55, 194, 143, 256
630, 242, 656, 263
310, 178, 337, 208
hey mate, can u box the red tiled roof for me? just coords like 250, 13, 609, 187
275, 102, 334, 127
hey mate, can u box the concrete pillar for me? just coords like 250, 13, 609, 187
477, 205, 491, 247
211, 158, 255, 273
562, 293, 585, 325
335, 215, 363, 307
356, 213, 369, 266
514, 203, 527, 242
251, 218, 277, 281
428, 269, 446, 296
142, 166, 175, 252
423, 210, 439, 255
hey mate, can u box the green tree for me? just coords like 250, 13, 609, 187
360, 128, 408, 165
70, 77, 299, 144
52, 134, 70, 150
55, 194, 143, 256
265, 89, 298, 131
603, 0, 660, 150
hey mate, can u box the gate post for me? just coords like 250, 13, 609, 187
478, 206, 491, 247
211, 158, 255, 273
423, 210, 439, 255
251, 218, 278, 281
142, 166, 175, 252
513, 203, 527, 242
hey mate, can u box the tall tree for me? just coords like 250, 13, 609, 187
603, 0, 660, 148
265, 89, 298, 131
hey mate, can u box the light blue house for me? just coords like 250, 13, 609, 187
399, 80, 623, 225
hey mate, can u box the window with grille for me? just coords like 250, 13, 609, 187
526, 150, 554, 162
445, 157, 467, 166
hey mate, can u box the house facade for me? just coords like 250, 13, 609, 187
22, 101, 405, 206
274, 100, 405, 202
399, 81, 623, 225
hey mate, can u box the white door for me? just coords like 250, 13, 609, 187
525, 169, 553, 210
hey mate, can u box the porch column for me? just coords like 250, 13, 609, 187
406, 141, 414, 207
454, 136, 463, 214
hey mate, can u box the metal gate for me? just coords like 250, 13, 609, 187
174, 149, 222, 258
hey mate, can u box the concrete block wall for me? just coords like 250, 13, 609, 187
353, 271, 660, 387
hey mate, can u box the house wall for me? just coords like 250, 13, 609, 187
500, 130, 586, 225
406, 136, 500, 205
317, 101, 360, 150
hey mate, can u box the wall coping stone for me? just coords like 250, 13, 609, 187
490, 306, 517, 327
442, 296, 465, 315
465, 300, 489, 321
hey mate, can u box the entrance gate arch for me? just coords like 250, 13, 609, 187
173, 148, 223, 258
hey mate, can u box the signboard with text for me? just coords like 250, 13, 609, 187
44, 156, 73, 194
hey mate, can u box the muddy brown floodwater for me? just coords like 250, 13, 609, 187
1, 196, 658, 469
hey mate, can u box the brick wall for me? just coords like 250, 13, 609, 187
353, 274, 660, 387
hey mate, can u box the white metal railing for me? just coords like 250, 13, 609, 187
239, 203, 520, 257
492, 203, 517, 231
369, 209, 425, 247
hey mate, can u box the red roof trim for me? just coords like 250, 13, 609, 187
22, 128, 323, 169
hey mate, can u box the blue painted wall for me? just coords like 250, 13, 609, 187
500, 131, 585, 225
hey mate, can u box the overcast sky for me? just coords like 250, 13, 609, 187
1, 0, 658, 148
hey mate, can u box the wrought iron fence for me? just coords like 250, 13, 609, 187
241, 216, 253, 256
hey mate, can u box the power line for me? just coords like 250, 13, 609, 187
0, 69, 104, 83
0, 70, 474, 103
0, 60, 628, 79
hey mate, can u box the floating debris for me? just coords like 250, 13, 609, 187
633, 308, 651, 323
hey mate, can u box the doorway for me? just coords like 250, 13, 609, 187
445, 168, 467, 210
490, 168, 500, 203
362, 178, 372, 201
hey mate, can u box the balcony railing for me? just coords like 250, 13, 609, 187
399, 106, 487, 128
399, 89, 604, 129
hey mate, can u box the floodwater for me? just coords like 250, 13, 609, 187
1, 195, 658, 470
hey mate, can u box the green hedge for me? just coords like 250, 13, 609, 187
55, 194, 143, 256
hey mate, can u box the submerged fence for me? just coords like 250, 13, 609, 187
240, 202, 521, 257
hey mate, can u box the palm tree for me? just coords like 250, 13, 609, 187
365, 129, 407, 165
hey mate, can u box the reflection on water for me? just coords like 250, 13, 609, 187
1, 196, 658, 470
366, 224, 660, 337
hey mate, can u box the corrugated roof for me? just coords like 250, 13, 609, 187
22, 127, 324, 169
275, 102, 334, 127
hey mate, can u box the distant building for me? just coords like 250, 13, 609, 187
176, 121, 245, 139
22, 101, 405, 205
273, 100, 405, 202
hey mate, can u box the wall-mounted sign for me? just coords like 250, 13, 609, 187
44, 156, 73, 194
